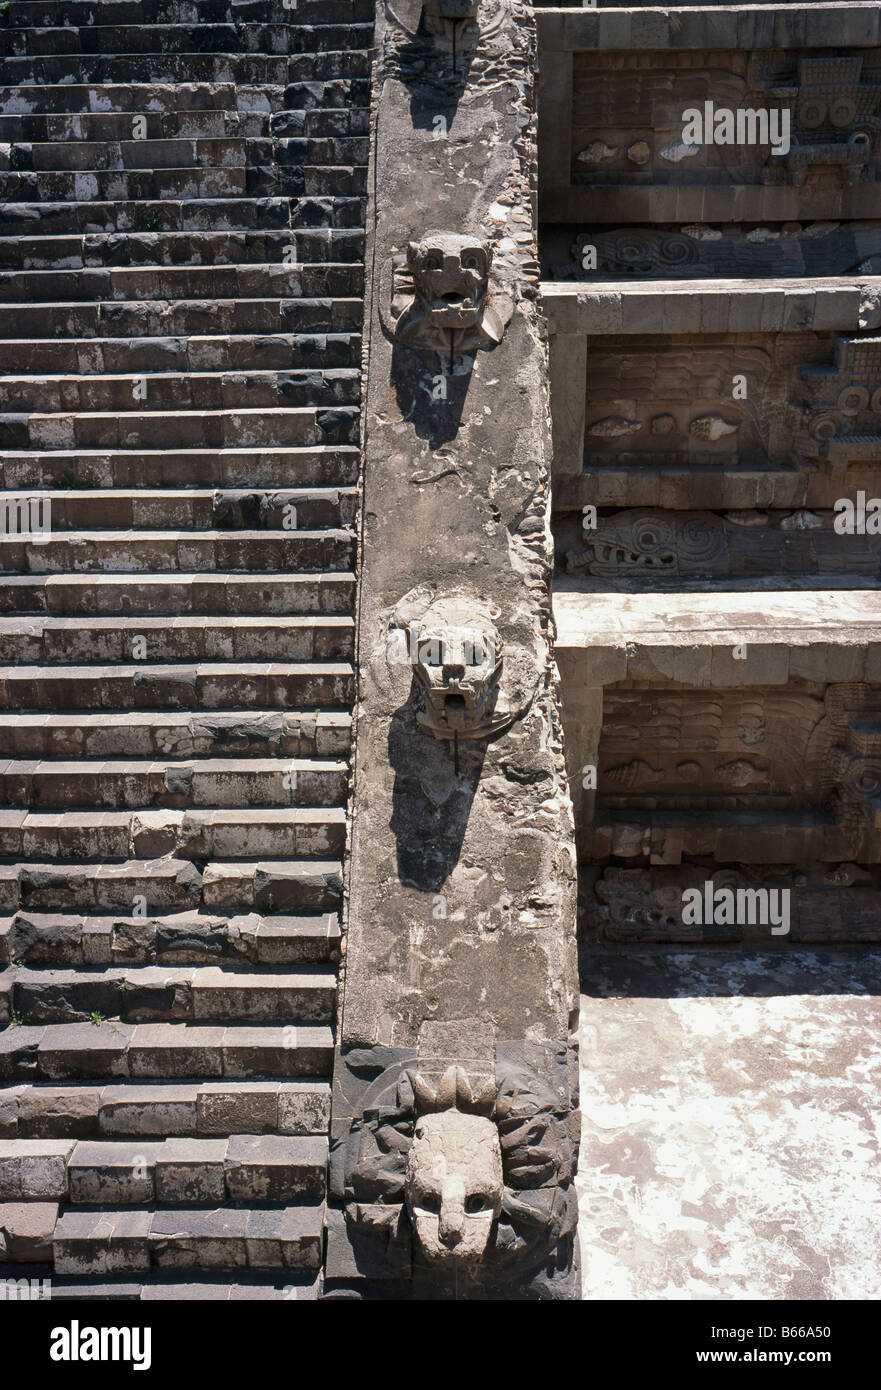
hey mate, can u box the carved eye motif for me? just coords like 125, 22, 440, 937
423, 252, 443, 271
461, 252, 482, 271
465, 1194, 492, 1214
829, 97, 857, 128
838, 384, 869, 416
417, 1192, 442, 1214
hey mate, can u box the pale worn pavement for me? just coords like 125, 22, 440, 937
577, 949, 881, 1300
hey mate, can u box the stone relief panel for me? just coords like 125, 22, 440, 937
383, 232, 513, 357
382, 587, 541, 743
339, 1049, 579, 1296
562, 508, 881, 581
596, 687, 827, 813
576, 334, 881, 472
582, 864, 881, 943
806, 683, 881, 831
578, 685, 881, 869
796, 336, 881, 464
542, 221, 881, 282
570, 50, 881, 189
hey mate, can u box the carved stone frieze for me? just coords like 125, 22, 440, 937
579, 686, 881, 867
597, 688, 825, 811
795, 336, 881, 460
381, 588, 540, 743
541, 223, 881, 282
583, 864, 881, 942
330, 0, 579, 1300
342, 1053, 579, 1294
575, 334, 881, 473
384, 232, 512, 357
570, 48, 881, 189
563, 508, 881, 580
807, 683, 881, 830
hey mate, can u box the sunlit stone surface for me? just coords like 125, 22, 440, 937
577, 949, 881, 1300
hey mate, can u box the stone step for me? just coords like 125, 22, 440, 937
0, 53, 372, 88
2, 910, 341, 968
2, 442, 361, 492
53, 1201, 324, 1273
0, 110, 251, 142
0, 807, 348, 862
2, 163, 368, 202
2, 443, 360, 489
0, 297, 363, 338
0, 858, 343, 921
0, 1201, 57, 1262
5, 20, 374, 54
0, 613, 353, 665
1, 0, 375, 24
0, 858, 343, 914
0, 165, 250, 201
0, 1138, 73, 1199
5, 23, 296, 57
7, 134, 369, 173
0, 1133, 325, 1205
0, 81, 238, 116
0, 711, 351, 759
2, 405, 359, 451
67, 1135, 327, 1205
0, 662, 354, 710
0, 486, 357, 532
0, 1021, 335, 1081
0, 227, 365, 269
16, 1269, 322, 1299
6, 965, 337, 1026
0, 261, 364, 302
0, 529, 354, 574
0, 194, 366, 234
0, 372, 360, 415
0, 572, 355, 615
0, 334, 361, 374
0, 752, 348, 806
2, 1079, 332, 1138
0, 103, 370, 143
272, 107, 370, 138
9, 135, 252, 171
0, 859, 205, 913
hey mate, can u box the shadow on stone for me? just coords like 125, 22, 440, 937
390, 341, 473, 444
388, 685, 490, 890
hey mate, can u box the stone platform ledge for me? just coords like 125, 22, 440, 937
537, 6, 881, 54
553, 587, 881, 685
541, 277, 881, 336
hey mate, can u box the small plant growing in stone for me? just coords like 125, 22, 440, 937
88, 1011, 106, 1025
9, 1010, 33, 1027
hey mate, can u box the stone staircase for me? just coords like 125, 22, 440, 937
0, 0, 372, 1297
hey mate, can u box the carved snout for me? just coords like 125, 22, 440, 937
438, 1175, 467, 1246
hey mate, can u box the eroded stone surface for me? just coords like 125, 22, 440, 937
577, 949, 881, 1300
